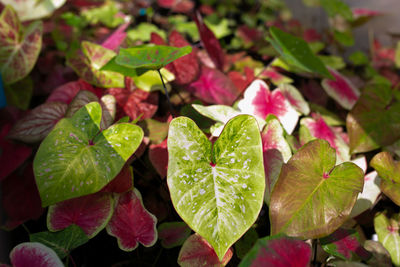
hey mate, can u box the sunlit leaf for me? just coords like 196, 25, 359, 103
0, 0, 66, 21
350, 171, 381, 218
167, 115, 265, 260
278, 84, 310, 115
374, 212, 400, 266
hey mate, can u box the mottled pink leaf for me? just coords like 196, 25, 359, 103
278, 84, 310, 115
0, 124, 32, 181
158, 0, 194, 13
0, 6, 43, 84
149, 138, 168, 178
8, 102, 67, 143
300, 114, 350, 163
320, 228, 371, 261
106, 188, 157, 251
10, 242, 63, 267
239, 235, 311, 267
101, 21, 130, 50
46, 80, 94, 104
193, 11, 225, 70
187, 66, 239, 105
169, 30, 199, 85
158, 221, 191, 248
47, 192, 114, 238
178, 233, 233, 267
1, 164, 44, 229
321, 68, 360, 110
100, 165, 133, 193
259, 67, 292, 85
373, 39, 395, 68
352, 8, 382, 20
238, 79, 299, 134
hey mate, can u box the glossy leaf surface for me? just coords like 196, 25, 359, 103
33, 102, 143, 206
270, 139, 364, 238
168, 115, 265, 260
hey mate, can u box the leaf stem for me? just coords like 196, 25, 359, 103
157, 69, 174, 117
151, 247, 163, 267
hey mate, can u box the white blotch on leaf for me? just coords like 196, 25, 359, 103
199, 189, 206, 195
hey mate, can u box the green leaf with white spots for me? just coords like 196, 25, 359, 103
374, 212, 400, 266
33, 102, 143, 207
167, 115, 265, 260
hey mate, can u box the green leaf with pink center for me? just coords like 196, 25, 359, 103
0, 6, 43, 84
270, 139, 364, 239
167, 115, 265, 260
374, 212, 400, 266
33, 102, 144, 206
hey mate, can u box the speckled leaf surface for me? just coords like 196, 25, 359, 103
0, 6, 43, 84
33, 102, 143, 206
47, 192, 114, 238
347, 84, 400, 153
371, 152, 400, 206
10, 242, 63, 267
239, 234, 311, 267
116, 45, 192, 70
67, 41, 124, 88
374, 212, 400, 266
0, 0, 66, 21
270, 139, 364, 239
167, 115, 265, 260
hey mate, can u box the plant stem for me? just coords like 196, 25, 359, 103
151, 247, 163, 267
312, 239, 318, 266
21, 223, 30, 235
157, 69, 174, 117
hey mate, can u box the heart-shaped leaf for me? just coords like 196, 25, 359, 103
30, 225, 89, 259
178, 233, 233, 267
347, 83, 400, 153
370, 152, 400, 206
320, 228, 371, 261
270, 139, 364, 239
374, 212, 400, 266
106, 188, 158, 251
0, 6, 43, 84
0, 0, 66, 21
268, 26, 332, 79
350, 171, 381, 218
67, 41, 124, 88
158, 221, 192, 248
239, 235, 312, 267
33, 102, 144, 206
9, 242, 63, 267
115, 45, 192, 70
8, 102, 68, 143
47, 192, 114, 238
167, 115, 265, 260
238, 79, 299, 134
321, 68, 360, 110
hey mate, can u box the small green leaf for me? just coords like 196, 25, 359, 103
268, 26, 332, 79
270, 139, 364, 239
374, 212, 400, 266
33, 102, 144, 206
116, 45, 192, 70
30, 225, 89, 259
320, 0, 353, 21
167, 115, 265, 260
127, 23, 166, 42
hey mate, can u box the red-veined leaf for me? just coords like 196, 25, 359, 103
10, 242, 63, 267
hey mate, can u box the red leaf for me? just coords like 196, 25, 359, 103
47, 192, 114, 238
46, 80, 94, 104
1, 164, 44, 229
169, 30, 199, 85
193, 11, 225, 70
149, 138, 168, 178
0, 124, 32, 181
157, 0, 194, 13
101, 22, 130, 51
303, 28, 322, 42
228, 67, 255, 92
106, 188, 158, 251
8, 102, 67, 143
150, 32, 167, 45
100, 165, 133, 193
187, 66, 239, 105
352, 8, 382, 20
10, 242, 63, 267
178, 233, 233, 267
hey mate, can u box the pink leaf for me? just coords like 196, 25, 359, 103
150, 32, 167, 45
259, 67, 292, 85
149, 138, 168, 178
169, 30, 199, 85
101, 21, 130, 51
228, 67, 255, 92
303, 28, 322, 42
158, 221, 191, 248
0, 124, 32, 181
106, 188, 157, 251
8, 102, 67, 143
193, 11, 225, 70
1, 164, 44, 229
278, 84, 310, 115
46, 80, 95, 104
47, 192, 114, 238
187, 66, 239, 105
178, 233, 233, 267
100, 165, 133, 193
157, 0, 194, 13
10, 242, 63, 267
321, 68, 360, 110
352, 8, 382, 20
238, 79, 299, 134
